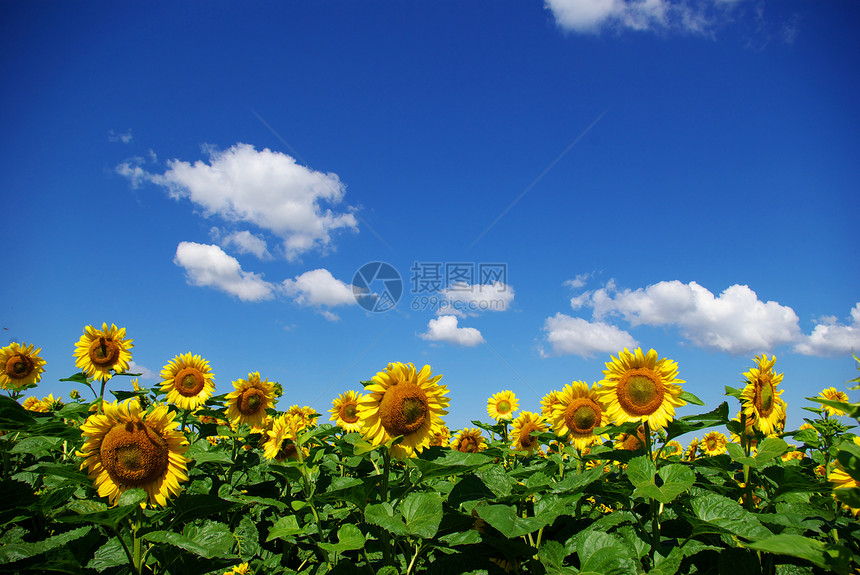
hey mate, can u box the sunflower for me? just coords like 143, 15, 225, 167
828, 463, 860, 516
511, 411, 547, 455
598, 348, 686, 431
540, 390, 561, 420
781, 450, 805, 462
330, 391, 363, 432
740, 354, 785, 436
159, 353, 215, 411
684, 438, 700, 461
487, 390, 519, 422
451, 428, 487, 453
287, 405, 318, 428
225, 372, 277, 429
429, 425, 450, 447
73, 323, 133, 383
551, 381, 606, 450
41, 394, 63, 411
616, 425, 647, 451
0, 342, 47, 390
357, 362, 449, 458
77, 399, 188, 507
263, 414, 307, 462
701, 431, 728, 456
224, 562, 252, 575
22, 396, 47, 412
661, 440, 683, 458
818, 387, 850, 417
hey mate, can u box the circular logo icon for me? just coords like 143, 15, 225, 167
353, 262, 402, 313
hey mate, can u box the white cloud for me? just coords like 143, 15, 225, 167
108, 129, 133, 144
565, 273, 594, 289
795, 303, 860, 357
436, 282, 514, 317
541, 313, 638, 358
420, 315, 485, 347
545, 0, 740, 35
130, 143, 357, 260
125, 360, 156, 381
222, 230, 271, 260
174, 241, 275, 302
281, 269, 356, 320
577, 280, 801, 354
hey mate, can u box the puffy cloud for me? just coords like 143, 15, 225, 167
436, 282, 515, 317
545, 0, 740, 35
577, 280, 801, 354
222, 230, 271, 260
174, 241, 275, 302
133, 143, 357, 260
795, 303, 860, 357
565, 272, 594, 290
126, 361, 156, 381
420, 315, 485, 347
541, 313, 638, 358
281, 269, 356, 320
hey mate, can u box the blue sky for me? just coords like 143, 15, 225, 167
2, 0, 859, 436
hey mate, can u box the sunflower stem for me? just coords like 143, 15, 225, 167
643, 421, 660, 565
381, 447, 393, 567
132, 506, 143, 575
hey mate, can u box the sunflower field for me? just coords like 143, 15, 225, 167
1, 325, 860, 575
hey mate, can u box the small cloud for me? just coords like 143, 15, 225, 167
173, 241, 275, 302
108, 129, 133, 144
125, 360, 156, 381
222, 230, 271, 260
794, 303, 860, 357
420, 315, 485, 347
564, 272, 593, 290
281, 269, 356, 320
436, 282, 515, 317
540, 313, 637, 358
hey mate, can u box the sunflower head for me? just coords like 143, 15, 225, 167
77, 399, 189, 507
429, 425, 450, 447
616, 425, 647, 451
660, 440, 684, 459
740, 354, 785, 435
73, 323, 134, 383
487, 390, 519, 422
598, 348, 686, 430
160, 353, 215, 411
540, 390, 561, 420
0, 342, 47, 390
818, 387, 850, 417
287, 405, 319, 428
701, 431, 728, 456
451, 428, 487, 453
225, 372, 277, 429
263, 414, 307, 462
22, 396, 47, 412
551, 381, 606, 450
828, 463, 860, 516
511, 411, 547, 455
357, 362, 449, 458
684, 438, 700, 461
330, 391, 363, 432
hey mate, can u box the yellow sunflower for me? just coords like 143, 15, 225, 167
287, 405, 318, 428
781, 450, 805, 462
818, 387, 850, 417
540, 390, 561, 420
661, 440, 683, 458
616, 425, 647, 451
740, 354, 785, 436
828, 463, 860, 516
357, 362, 449, 458
22, 396, 47, 412
77, 399, 188, 507
225, 372, 277, 429
551, 381, 606, 450
701, 431, 728, 456
511, 411, 547, 455
41, 394, 63, 411
0, 342, 47, 390
451, 428, 487, 453
684, 438, 699, 461
429, 425, 451, 447
330, 391, 363, 432
598, 348, 686, 430
73, 323, 133, 383
487, 390, 519, 421
159, 353, 215, 411
263, 414, 307, 462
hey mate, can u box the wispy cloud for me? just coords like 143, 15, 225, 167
421, 315, 485, 347
221, 230, 272, 260
108, 129, 133, 144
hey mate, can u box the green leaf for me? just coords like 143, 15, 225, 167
539, 540, 575, 574
476, 504, 549, 538
725, 386, 744, 400
438, 529, 481, 547
59, 373, 90, 384
753, 437, 789, 466
688, 493, 772, 540
319, 524, 366, 554
400, 492, 443, 539
0, 525, 93, 563
144, 521, 234, 559
117, 488, 147, 508
806, 396, 860, 419
267, 515, 303, 541
726, 442, 757, 467
234, 514, 261, 560
578, 535, 636, 575
0, 395, 36, 429
648, 546, 683, 575
836, 443, 860, 482
448, 474, 495, 509
680, 391, 706, 406
87, 537, 129, 570
628, 457, 694, 504
833, 487, 860, 510
627, 455, 657, 486
410, 450, 493, 479
551, 465, 606, 494
364, 503, 410, 537
742, 534, 851, 574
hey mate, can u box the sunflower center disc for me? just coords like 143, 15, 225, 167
617, 369, 665, 416
756, 379, 774, 415
460, 437, 478, 453
278, 440, 298, 461
239, 389, 264, 415
379, 381, 429, 436
88, 338, 120, 367
5, 355, 33, 379
497, 400, 511, 414
175, 368, 205, 397
519, 423, 538, 448
340, 403, 359, 424
565, 399, 601, 435
100, 422, 169, 486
